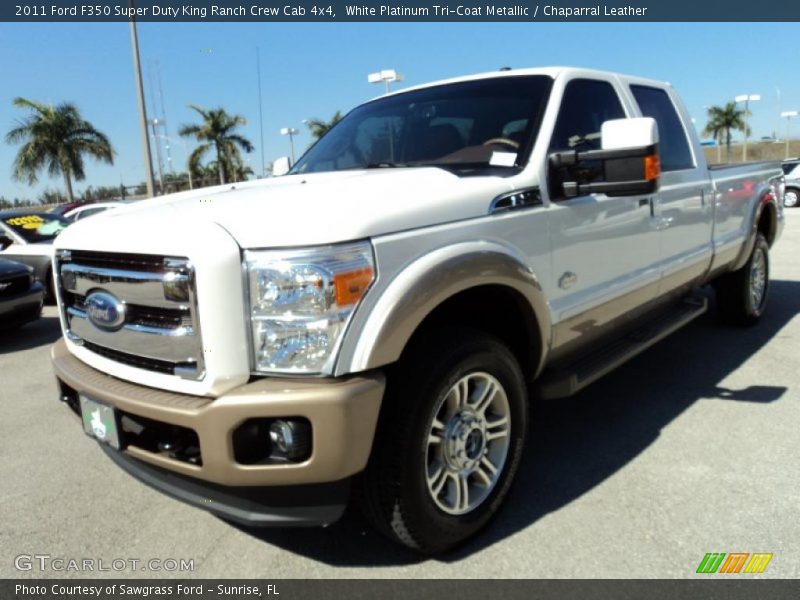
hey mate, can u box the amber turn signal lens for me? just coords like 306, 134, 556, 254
334, 267, 374, 306
644, 154, 660, 181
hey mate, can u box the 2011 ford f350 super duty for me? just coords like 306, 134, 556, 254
51, 67, 784, 553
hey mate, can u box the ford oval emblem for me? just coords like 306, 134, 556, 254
85, 291, 126, 331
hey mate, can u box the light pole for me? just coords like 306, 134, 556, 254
128, 1, 155, 198
735, 93, 760, 162
280, 127, 298, 164
368, 69, 404, 94
781, 111, 798, 159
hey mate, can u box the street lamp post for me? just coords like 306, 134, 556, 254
735, 93, 761, 162
368, 69, 404, 94
781, 110, 799, 159
280, 127, 298, 164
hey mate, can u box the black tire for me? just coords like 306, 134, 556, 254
359, 329, 528, 554
714, 233, 770, 325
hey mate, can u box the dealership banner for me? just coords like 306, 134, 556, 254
3, 0, 800, 21
5, 580, 800, 600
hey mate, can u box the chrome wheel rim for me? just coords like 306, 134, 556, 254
425, 372, 511, 515
750, 246, 767, 310
785, 190, 798, 208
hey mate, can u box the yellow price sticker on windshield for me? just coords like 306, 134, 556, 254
5, 215, 44, 229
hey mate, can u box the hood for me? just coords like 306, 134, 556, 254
57, 168, 517, 251
0, 258, 32, 277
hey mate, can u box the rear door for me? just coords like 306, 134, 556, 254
628, 83, 714, 294
543, 76, 661, 351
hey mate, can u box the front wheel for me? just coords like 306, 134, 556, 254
359, 329, 528, 554
784, 188, 799, 208
714, 233, 770, 325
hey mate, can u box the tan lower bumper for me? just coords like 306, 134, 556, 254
52, 339, 385, 486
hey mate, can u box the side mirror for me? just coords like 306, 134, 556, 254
548, 117, 660, 198
272, 156, 292, 177
0, 234, 13, 250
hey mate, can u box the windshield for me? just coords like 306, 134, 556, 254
2, 213, 69, 243
291, 75, 552, 175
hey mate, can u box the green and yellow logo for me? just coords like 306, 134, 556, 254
696, 552, 773, 574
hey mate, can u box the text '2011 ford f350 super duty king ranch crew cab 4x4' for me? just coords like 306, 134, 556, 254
51, 67, 784, 554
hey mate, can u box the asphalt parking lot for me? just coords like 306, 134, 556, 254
1, 211, 798, 579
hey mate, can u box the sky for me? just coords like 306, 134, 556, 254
0, 21, 798, 200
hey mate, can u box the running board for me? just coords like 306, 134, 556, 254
534, 296, 708, 400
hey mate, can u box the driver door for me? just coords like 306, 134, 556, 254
544, 77, 661, 353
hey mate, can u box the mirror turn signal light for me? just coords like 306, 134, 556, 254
644, 154, 661, 181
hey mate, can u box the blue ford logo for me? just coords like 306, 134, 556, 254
85, 291, 126, 331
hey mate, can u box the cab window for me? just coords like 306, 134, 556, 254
630, 85, 694, 172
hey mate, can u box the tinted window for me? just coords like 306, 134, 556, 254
631, 85, 694, 171
548, 79, 625, 199
782, 161, 799, 175
549, 79, 626, 152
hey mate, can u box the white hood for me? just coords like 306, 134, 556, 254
57, 168, 517, 252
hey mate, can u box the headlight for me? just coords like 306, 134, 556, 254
245, 240, 375, 374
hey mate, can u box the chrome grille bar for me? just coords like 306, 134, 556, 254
61, 263, 191, 309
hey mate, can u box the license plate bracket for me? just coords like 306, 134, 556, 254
80, 395, 122, 450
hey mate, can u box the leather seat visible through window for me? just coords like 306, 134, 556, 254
410, 123, 464, 161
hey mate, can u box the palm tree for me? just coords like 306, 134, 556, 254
305, 111, 344, 141
179, 105, 253, 184
5, 98, 114, 203
703, 102, 748, 163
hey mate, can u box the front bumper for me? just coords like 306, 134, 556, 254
99, 444, 352, 526
52, 339, 385, 522
0, 281, 44, 329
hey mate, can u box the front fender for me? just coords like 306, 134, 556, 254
336, 240, 551, 376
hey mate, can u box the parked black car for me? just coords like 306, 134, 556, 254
0, 258, 45, 330
0, 210, 69, 301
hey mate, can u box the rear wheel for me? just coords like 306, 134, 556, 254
359, 329, 528, 554
714, 233, 770, 325
784, 188, 799, 208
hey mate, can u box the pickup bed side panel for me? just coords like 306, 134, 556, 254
708, 163, 783, 276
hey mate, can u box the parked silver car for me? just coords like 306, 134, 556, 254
782, 158, 800, 207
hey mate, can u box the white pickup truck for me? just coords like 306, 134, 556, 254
51, 67, 784, 554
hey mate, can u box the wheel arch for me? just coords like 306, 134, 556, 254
732, 189, 779, 271
339, 241, 551, 378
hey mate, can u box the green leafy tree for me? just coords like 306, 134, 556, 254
5, 98, 114, 203
304, 111, 344, 141
703, 102, 749, 163
179, 105, 254, 185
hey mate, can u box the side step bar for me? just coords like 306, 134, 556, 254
533, 296, 708, 400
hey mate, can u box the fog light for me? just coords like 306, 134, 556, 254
269, 419, 311, 461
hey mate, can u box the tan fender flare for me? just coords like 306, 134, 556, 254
340, 241, 551, 377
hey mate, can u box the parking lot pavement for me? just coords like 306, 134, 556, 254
1, 211, 798, 579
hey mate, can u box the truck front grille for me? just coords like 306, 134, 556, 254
56, 250, 204, 380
